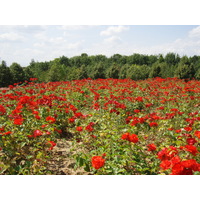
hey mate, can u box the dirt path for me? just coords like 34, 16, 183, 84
47, 139, 91, 175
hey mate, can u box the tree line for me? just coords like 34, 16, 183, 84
1, 52, 200, 87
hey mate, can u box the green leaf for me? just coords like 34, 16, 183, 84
84, 163, 90, 172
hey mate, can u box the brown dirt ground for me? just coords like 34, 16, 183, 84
46, 139, 92, 175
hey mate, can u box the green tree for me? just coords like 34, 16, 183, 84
106, 64, 120, 79
158, 54, 164, 63
119, 64, 130, 79
59, 55, 70, 66
175, 63, 195, 79
175, 56, 195, 79
195, 68, 200, 80
47, 61, 68, 82
0, 61, 13, 87
149, 62, 162, 78
126, 64, 150, 80
10, 62, 25, 84
90, 62, 106, 79
165, 53, 180, 66
23, 67, 34, 81
76, 65, 88, 80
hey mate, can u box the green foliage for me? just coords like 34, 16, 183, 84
1, 52, 200, 87
175, 56, 195, 79
0, 61, 13, 87
164, 52, 180, 66
119, 64, 129, 79
10, 62, 25, 84
47, 62, 68, 82
106, 64, 120, 78
76, 65, 88, 80
149, 62, 162, 78
23, 67, 34, 81
126, 64, 150, 80
90, 62, 106, 79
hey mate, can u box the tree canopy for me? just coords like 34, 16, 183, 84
1, 52, 200, 87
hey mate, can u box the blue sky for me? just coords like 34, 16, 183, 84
1, 25, 200, 66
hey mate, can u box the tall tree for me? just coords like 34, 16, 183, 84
165, 53, 180, 66
175, 56, 195, 79
0, 61, 13, 87
106, 64, 120, 79
10, 62, 25, 84
90, 62, 106, 79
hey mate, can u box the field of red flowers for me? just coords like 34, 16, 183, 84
0, 77, 200, 175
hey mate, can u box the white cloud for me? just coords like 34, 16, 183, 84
33, 42, 45, 47
49, 37, 66, 45
60, 25, 91, 30
0, 25, 47, 34
0, 32, 25, 42
100, 25, 129, 36
104, 36, 122, 44
34, 32, 47, 40
188, 26, 200, 38
66, 41, 83, 49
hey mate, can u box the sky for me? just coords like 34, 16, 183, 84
1, 25, 200, 66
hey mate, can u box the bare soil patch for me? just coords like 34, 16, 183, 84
47, 139, 91, 175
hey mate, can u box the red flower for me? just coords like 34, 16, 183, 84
85, 125, 94, 132
184, 126, 192, 132
68, 117, 75, 123
74, 112, 83, 118
121, 133, 129, 140
28, 129, 43, 138
194, 130, 200, 139
128, 134, 139, 143
134, 109, 140, 113
3, 131, 12, 135
46, 116, 56, 123
47, 141, 56, 150
171, 159, 200, 175
149, 122, 158, 127
147, 143, 157, 151
121, 133, 139, 143
181, 159, 199, 171
34, 129, 43, 137
91, 156, 105, 170
170, 108, 179, 112
45, 131, 51, 135
157, 146, 178, 161
14, 118, 24, 125
145, 103, 153, 108
135, 96, 143, 102
171, 156, 181, 165
102, 153, 106, 158
186, 138, 197, 145
184, 145, 199, 156
35, 115, 41, 120
76, 126, 83, 132
41, 124, 48, 128
0, 105, 6, 115
160, 160, 171, 170
157, 106, 164, 110
171, 163, 185, 175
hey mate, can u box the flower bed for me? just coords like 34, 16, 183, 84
0, 77, 200, 174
